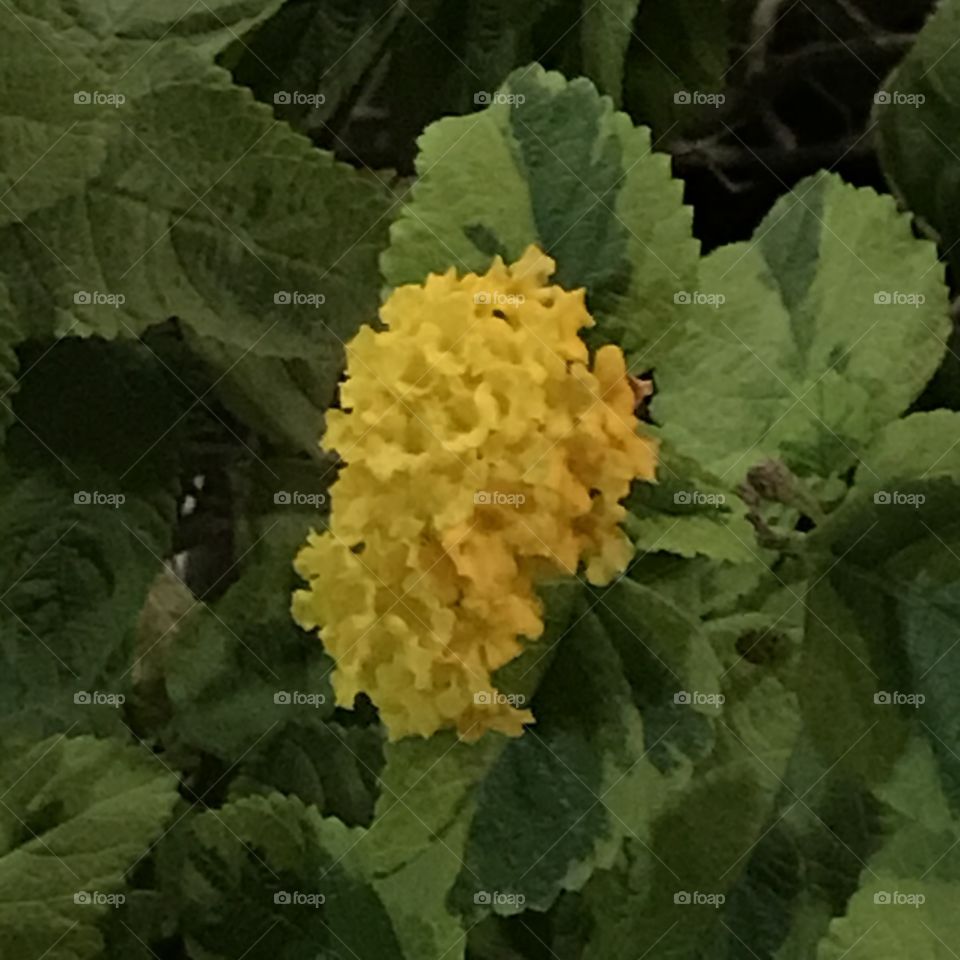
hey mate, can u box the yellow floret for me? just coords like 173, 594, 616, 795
292, 246, 658, 741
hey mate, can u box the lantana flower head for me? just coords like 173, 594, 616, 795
293, 246, 657, 740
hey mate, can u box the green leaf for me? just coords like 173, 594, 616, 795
12, 62, 388, 345
0, 735, 178, 960
382, 63, 698, 364
744, 776, 884, 960
595, 576, 725, 777
624, 0, 730, 136
164, 520, 335, 764
333, 583, 671, 959
581, 0, 641, 106
0, 1, 283, 229
0, 339, 184, 736
815, 748, 960, 960
182, 328, 340, 460
654, 172, 949, 479
577, 571, 809, 960
854, 410, 960, 484
230, 0, 402, 133
875, 0, 960, 278
161, 454, 354, 812
449, 606, 654, 916
229, 721, 385, 826
900, 578, 960, 809
0, 283, 18, 445
0, 6, 391, 452
0, 466, 174, 737
803, 413, 960, 806
581, 672, 801, 960
360, 733, 505, 960
626, 550, 768, 622
817, 861, 960, 959
678, 756, 886, 960
627, 512, 760, 564
78, 1, 286, 64
352, 583, 584, 960
626, 439, 762, 564
797, 579, 907, 785
172, 792, 405, 960
876, 736, 955, 835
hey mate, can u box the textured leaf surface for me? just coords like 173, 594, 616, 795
173, 793, 405, 960
0, 4, 390, 453
0, 0, 284, 227
0, 340, 185, 737
229, 722, 385, 826
627, 440, 761, 564
875, 0, 960, 277
306, 582, 674, 958
816, 753, 960, 960
624, 0, 730, 135
581, 0, 641, 105
164, 511, 334, 763
805, 413, 960, 809
0, 735, 178, 960
449, 607, 654, 916
654, 173, 949, 479
382, 64, 698, 364
581, 672, 801, 959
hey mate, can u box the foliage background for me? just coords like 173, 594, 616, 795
3, 1, 960, 959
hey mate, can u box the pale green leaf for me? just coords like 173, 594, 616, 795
655, 172, 949, 479
173, 792, 405, 960
382, 63, 698, 364
581, 0, 641, 105
875, 0, 960, 277
0, 735, 178, 960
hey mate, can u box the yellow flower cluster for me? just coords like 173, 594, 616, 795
292, 247, 657, 741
